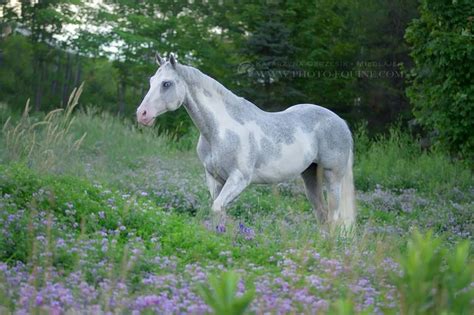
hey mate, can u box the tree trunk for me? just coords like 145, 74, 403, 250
73, 54, 82, 88
117, 80, 126, 116
51, 53, 61, 97
34, 59, 43, 112
62, 53, 72, 107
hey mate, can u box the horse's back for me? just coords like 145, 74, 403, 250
283, 103, 344, 122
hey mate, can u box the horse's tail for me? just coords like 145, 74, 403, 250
340, 149, 356, 227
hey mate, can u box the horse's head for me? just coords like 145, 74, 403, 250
136, 53, 186, 126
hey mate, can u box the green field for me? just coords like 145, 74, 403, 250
0, 102, 472, 314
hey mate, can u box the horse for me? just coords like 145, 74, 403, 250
136, 53, 356, 228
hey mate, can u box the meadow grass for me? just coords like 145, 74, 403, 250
0, 101, 472, 314
354, 124, 472, 195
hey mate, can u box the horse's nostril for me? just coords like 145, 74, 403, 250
142, 110, 147, 116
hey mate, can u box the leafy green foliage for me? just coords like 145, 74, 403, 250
198, 271, 254, 315
354, 124, 472, 194
0, 35, 121, 114
0, 163, 232, 266
1, 0, 421, 137
238, 5, 302, 109
0, 35, 33, 107
394, 231, 473, 314
405, 0, 474, 159
329, 298, 372, 315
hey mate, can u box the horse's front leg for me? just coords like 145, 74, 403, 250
211, 170, 250, 227
204, 170, 223, 201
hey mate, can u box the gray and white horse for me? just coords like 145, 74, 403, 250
137, 54, 356, 227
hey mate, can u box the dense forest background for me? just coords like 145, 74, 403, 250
0, 0, 472, 158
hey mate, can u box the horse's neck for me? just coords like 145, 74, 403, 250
181, 66, 260, 143
183, 88, 219, 141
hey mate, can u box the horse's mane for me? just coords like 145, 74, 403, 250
177, 64, 247, 105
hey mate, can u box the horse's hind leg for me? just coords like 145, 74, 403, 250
323, 169, 344, 225
301, 163, 327, 223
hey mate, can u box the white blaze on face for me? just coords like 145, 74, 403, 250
137, 74, 161, 126
136, 65, 185, 126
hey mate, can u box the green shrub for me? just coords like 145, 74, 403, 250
405, 0, 474, 159
0, 163, 237, 266
198, 270, 255, 315
354, 125, 472, 194
394, 230, 473, 314
329, 298, 372, 315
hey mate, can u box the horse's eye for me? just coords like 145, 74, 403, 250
162, 81, 172, 88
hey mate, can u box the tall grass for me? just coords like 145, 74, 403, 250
1, 84, 86, 171
66, 107, 171, 178
0, 87, 178, 179
354, 124, 472, 195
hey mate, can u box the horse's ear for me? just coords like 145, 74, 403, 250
155, 53, 164, 66
168, 53, 177, 68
